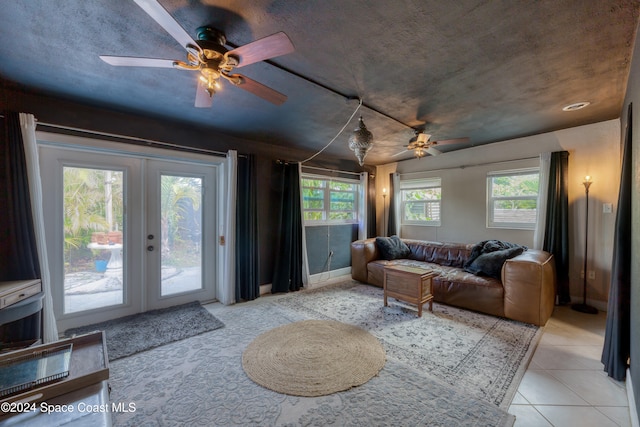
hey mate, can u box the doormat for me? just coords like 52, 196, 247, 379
64, 301, 224, 361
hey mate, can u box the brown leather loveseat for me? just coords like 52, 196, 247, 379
351, 238, 556, 326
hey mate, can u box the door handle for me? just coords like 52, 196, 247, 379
147, 245, 154, 252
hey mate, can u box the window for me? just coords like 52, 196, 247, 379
400, 178, 441, 226
301, 176, 359, 224
487, 168, 539, 229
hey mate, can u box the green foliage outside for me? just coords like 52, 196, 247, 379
301, 178, 357, 221
491, 173, 539, 210
63, 167, 123, 271
63, 168, 202, 272
402, 188, 441, 221
160, 175, 202, 267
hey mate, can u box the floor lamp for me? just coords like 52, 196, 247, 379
572, 175, 598, 314
382, 188, 387, 237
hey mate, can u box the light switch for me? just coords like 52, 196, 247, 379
603, 203, 613, 213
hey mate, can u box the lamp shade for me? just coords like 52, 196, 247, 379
348, 116, 373, 166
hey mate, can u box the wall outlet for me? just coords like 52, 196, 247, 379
603, 203, 613, 214
329, 250, 334, 257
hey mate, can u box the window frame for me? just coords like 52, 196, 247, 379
301, 174, 360, 225
486, 168, 540, 230
399, 178, 442, 227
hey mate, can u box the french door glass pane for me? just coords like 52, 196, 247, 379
63, 167, 124, 314
160, 174, 203, 296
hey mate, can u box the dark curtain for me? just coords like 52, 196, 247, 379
543, 151, 570, 304
0, 112, 41, 281
271, 162, 303, 293
367, 174, 376, 238
386, 173, 396, 237
235, 154, 260, 301
602, 103, 633, 381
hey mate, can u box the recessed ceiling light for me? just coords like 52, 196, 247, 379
562, 102, 590, 111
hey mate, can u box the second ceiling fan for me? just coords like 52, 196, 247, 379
392, 130, 470, 159
99, 0, 295, 108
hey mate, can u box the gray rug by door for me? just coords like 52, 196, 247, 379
64, 301, 224, 361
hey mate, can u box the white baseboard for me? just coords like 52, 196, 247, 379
629, 368, 639, 427
259, 283, 272, 295
308, 267, 351, 285
259, 269, 352, 296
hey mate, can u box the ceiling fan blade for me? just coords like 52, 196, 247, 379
426, 147, 442, 156
100, 56, 176, 68
227, 32, 294, 68
133, 0, 200, 52
433, 137, 470, 146
391, 149, 411, 158
194, 80, 213, 108
232, 74, 287, 105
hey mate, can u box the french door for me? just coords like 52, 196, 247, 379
39, 145, 218, 331
145, 160, 216, 310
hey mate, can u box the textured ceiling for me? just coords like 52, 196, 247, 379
1, 0, 639, 165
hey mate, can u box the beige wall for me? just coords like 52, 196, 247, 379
377, 119, 621, 305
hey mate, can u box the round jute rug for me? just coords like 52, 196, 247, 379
242, 319, 386, 397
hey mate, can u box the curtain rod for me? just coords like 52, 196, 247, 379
301, 165, 363, 176
37, 122, 230, 157
398, 155, 540, 177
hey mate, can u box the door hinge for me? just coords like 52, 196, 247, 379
219, 235, 225, 246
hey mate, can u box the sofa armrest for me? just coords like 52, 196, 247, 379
502, 250, 556, 326
351, 238, 380, 283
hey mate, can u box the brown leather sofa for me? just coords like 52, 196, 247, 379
351, 238, 556, 326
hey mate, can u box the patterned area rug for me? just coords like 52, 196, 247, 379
276, 280, 542, 408
64, 301, 224, 360
107, 280, 539, 426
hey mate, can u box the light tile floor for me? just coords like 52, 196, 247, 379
509, 306, 632, 426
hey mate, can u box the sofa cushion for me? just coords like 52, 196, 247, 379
464, 240, 527, 269
433, 270, 505, 317
375, 236, 411, 260
404, 240, 473, 268
464, 246, 525, 279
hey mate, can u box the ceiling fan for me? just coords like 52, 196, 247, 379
99, 0, 295, 108
392, 130, 470, 159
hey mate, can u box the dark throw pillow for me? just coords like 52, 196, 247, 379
375, 236, 411, 260
464, 240, 528, 270
464, 246, 525, 279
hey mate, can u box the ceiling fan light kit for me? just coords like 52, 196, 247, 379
389, 129, 471, 160
406, 131, 431, 158
99, 0, 294, 108
348, 116, 374, 166
416, 132, 431, 144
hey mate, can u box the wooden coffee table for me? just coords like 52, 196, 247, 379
383, 265, 436, 317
